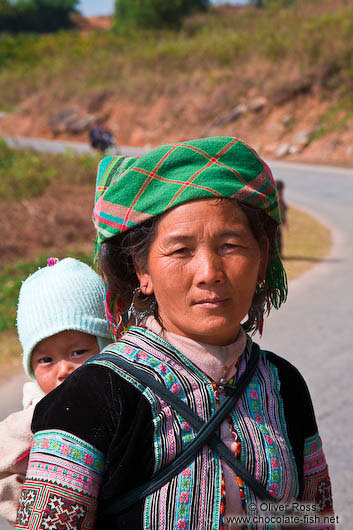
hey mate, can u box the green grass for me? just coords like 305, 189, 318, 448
311, 97, 353, 141
1, 0, 353, 109
0, 141, 99, 201
0, 249, 94, 333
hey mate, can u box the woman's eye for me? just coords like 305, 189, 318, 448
222, 243, 237, 250
172, 247, 191, 256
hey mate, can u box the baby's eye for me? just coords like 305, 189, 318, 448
38, 356, 52, 364
72, 349, 87, 357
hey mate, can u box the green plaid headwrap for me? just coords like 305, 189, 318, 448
93, 136, 287, 316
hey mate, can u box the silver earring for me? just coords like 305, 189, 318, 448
256, 280, 266, 293
129, 287, 156, 326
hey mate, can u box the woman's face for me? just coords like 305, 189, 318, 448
136, 199, 268, 345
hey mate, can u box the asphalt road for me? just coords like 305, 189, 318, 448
0, 148, 352, 528
258, 160, 353, 528
4, 136, 149, 157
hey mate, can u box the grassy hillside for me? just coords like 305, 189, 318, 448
0, 4, 337, 375
0, 140, 98, 200
1, 0, 353, 165
0, 0, 353, 110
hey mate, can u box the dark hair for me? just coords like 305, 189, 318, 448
99, 216, 159, 312
99, 199, 278, 334
237, 201, 277, 333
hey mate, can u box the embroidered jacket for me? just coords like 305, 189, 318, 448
15, 327, 334, 530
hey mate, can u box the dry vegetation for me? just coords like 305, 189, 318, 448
282, 206, 332, 280
1, 0, 353, 164
1, 0, 353, 106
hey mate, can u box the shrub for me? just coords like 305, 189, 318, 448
114, 0, 209, 31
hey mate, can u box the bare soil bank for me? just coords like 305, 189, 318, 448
0, 182, 96, 266
1, 90, 353, 168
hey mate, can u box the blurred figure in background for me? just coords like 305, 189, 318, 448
89, 121, 116, 153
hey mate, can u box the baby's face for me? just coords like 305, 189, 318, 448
31, 330, 99, 394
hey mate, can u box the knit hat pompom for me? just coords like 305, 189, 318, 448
17, 257, 111, 380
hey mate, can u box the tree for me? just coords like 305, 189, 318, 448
0, 0, 79, 33
114, 0, 209, 32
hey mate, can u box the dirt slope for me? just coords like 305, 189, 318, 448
1, 82, 352, 167
0, 183, 96, 265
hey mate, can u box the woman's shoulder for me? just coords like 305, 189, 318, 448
262, 349, 309, 388
34, 362, 118, 413
32, 362, 146, 452
260, 348, 318, 434
32, 363, 150, 453
258, 347, 314, 411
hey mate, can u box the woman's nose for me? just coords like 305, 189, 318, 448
194, 250, 224, 285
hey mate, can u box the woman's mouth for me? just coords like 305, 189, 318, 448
194, 298, 230, 308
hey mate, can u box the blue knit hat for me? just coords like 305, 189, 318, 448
17, 257, 111, 379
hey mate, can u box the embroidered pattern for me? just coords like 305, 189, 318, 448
91, 329, 221, 530
16, 481, 94, 530
211, 383, 228, 530
14, 431, 105, 530
32, 430, 105, 475
41, 492, 86, 529
302, 433, 335, 529
90, 328, 301, 530
227, 351, 299, 529
16, 489, 37, 527
212, 366, 247, 529
303, 433, 326, 476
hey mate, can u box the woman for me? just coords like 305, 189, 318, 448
15, 137, 334, 530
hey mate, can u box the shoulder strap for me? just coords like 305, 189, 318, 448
97, 343, 273, 519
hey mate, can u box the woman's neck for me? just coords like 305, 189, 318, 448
143, 316, 247, 384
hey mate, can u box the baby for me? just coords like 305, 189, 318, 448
0, 257, 111, 526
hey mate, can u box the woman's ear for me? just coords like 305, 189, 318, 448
132, 256, 154, 296
258, 237, 269, 284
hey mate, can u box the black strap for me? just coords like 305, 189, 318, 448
96, 343, 273, 518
